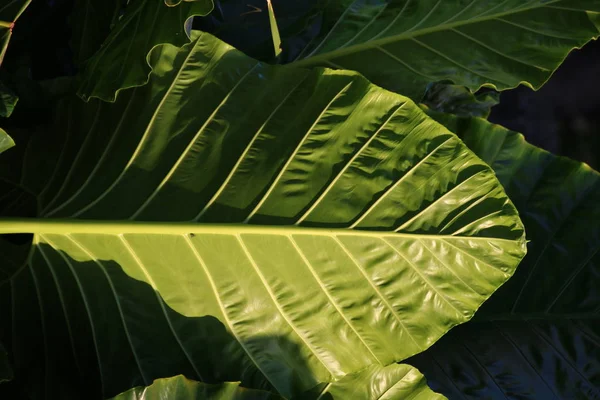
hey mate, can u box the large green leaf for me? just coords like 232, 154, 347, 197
0, 33, 524, 398
290, 0, 600, 99
111, 375, 282, 400
77, 0, 214, 102
408, 110, 600, 399
0, 0, 30, 66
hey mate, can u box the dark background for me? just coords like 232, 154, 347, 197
3, 0, 599, 170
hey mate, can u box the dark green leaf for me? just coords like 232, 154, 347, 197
291, 0, 600, 100
421, 82, 499, 118
0, 81, 18, 118
77, 0, 214, 102
408, 109, 600, 400
0, 341, 11, 384
69, 0, 125, 66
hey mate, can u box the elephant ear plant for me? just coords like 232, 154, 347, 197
0, 0, 598, 399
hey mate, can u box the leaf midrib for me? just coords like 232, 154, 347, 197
0, 218, 521, 243
291, 0, 566, 67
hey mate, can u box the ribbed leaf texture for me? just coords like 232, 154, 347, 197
408, 109, 600, 400
0, 33, 525, 399
76, 0, 214, 102
291, 0, 600, 99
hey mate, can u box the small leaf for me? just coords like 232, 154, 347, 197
110, 375, 283, 400
267, 0, 282, 58
1, 33, 525, 399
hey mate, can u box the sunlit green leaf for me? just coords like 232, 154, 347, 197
1, 33, 524, 399
110, 375, 282, 400
299, 364, 446, 399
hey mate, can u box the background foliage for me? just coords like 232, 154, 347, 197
0, 0, 599, 399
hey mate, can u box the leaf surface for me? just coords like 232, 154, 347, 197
291, 0, 600, 99
0, 33, 524, 399
76, 0, 213, 102
299, 364, 446, 399
69, 0, 124, 66
408, 110, 600, 400
0, 341, 11, 383
110, 375, 282, 400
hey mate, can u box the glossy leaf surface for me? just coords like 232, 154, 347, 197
111, 375, 282, 400
421, 82, 499, 118
300, 364, 446, 399
76, 0, 213, 102
0, 33, 524, 398
408, 110, 600, 399
291, 0, 600, 99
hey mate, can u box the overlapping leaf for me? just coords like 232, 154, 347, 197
290, 0, 600, 99
1, 33, 525, 398
408, 110, 600, 399
300, 364, 446, 399
76, 0, 213, 102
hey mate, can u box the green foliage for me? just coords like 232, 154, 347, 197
409, 109, 600, 399
0, 342, 11, 384
0, 32, 526, 399
0, 1, 599, 399
290, 0, 600, 99
421, 82, 499, 118
76, 0, 213, 102
111, 375, 282, 400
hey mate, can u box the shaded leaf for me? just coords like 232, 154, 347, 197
77, 0, 214, 102
1, 33, 524, 398
408, 109, 600, 400
422, 82, 499, 118
291, 0, 600, 100
0, 128, 14, 154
